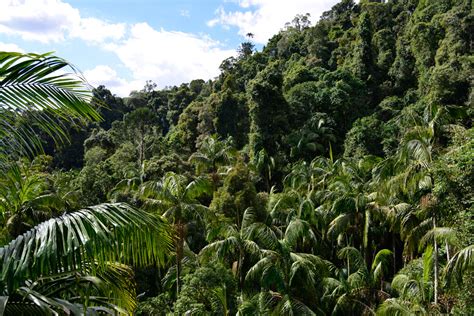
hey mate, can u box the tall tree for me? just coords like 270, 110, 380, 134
139, 173, 212, 295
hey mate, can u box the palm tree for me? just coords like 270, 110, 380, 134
380, 120, 444, 304
325, 157, 381, 265
189, 135, 236, 186
0, 52, 100, 165
0, 162, 79, 241
251, 149, 275, 192
244, 239, 329, 315
0, 52, 175, 314
139, 172, 212, 295
376, 257, 432, 315
323, 247, 392, 315
288, 114, 336, 162
0, 163, 49, 239
199, 218, 261, 293
0, 203, 172, 314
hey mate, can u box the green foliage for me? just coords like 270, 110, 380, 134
0, 203, 173, 314
1, 0, 472, 314
213, 90, 249, 148
0, 52, 100, 165
248, 61, 290, 159
344, 114, 384, 159
210, 163, 259, 227
173, 263, 237, 315
136, 293, 173, 316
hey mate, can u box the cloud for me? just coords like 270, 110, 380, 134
0, 42, 24, 52
207, 18, 220, 27
0, 0, 78, 42
0, 1, 236, 97
208, 0, 339, 43
105, 23, 235, 92
84, 65, 142, 97
0, 0, 125, 43
71, 18, 126, 43
180, 10, 191, 18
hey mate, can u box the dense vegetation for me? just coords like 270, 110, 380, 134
1, 0, 473, 314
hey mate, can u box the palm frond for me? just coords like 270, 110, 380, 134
419, 227, 458, 251
185, 176, 213, 200
0, 203, 172, 292
0, 52, 100, 163
444, 245, 474, 286
284, 219, 317, 250
8, 262, 136, 315
337, 247, 365, 272
377, 298, 427, 316
371, 249, 393, 281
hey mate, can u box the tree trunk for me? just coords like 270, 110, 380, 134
392, 233, 397, 276
238, 247, 244, 292
445, 241, 450, 262
433, 217, 439, 305
176, 222, 184, 296
364, 209, 371, 267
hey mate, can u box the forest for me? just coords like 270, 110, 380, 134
0, 0, 472, 315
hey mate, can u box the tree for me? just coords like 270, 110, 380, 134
244, 239, 328, 315
213, 89, 249, 148
323, 247, 392, 315
248, 61, 290, 161
139, 173, 212, 295
325, 156, 381, 265
209, 162, 260, 227
122, 108, 160, 165
0, 159, 83, 242
173, 263, 238, 315
347, 12, 374, 81
189, 135, 236, 186
200, 207, 265, 293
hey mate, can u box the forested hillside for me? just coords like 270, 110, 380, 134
1, 0, 473, 315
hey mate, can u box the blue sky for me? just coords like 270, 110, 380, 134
0, 0, 339, 96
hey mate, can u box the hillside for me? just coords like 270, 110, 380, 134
0, 0, 472, 314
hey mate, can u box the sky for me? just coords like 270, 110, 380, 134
0, 0, 339, 97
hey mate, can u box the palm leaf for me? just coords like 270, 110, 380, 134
0, 203, 172, 292
371, 249, 393, 281
444, 245, 474, 286
284, 219, 317, 250
0, 52, 101, 163
419, 227, 458, 251
377, 298, 427, 316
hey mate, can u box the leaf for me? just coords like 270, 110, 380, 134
0, 52, 100, 164
0, 203, 173, 292
445, 245, 474, 286
0, 296, 8, 316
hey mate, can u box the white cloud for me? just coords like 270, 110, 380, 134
105, 23, 235, 92
0, 42, 24, 52
0, 1, 237, 96
208, 0, 339, 43
84, 65, 142, 97
0, 0, 124, 43
71, 18, 126, 43
180, 10, 191, 18
0, 0, 78, 42
207, 18, 220, 27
